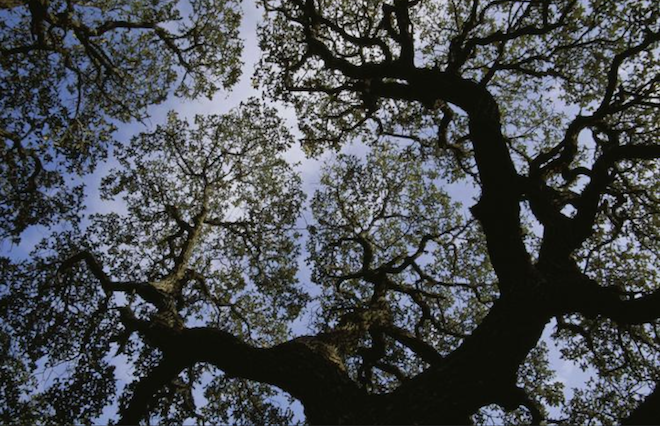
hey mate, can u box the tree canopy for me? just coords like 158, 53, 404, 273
0, 0, 242, 239
1, 0, 659, 424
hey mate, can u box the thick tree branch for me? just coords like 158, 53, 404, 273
118, 356, 189, 426
381, 295, 550, 424
622, 382, 660, 425
563, 278, 660, 325
298, 16, 533, 287
118, 310, 368, 424
494, 386, 544, 424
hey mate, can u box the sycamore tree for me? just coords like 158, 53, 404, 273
1, 0, 660, 424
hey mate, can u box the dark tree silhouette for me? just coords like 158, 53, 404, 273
1, 0, 659, 424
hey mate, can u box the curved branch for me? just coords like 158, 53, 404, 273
597, 30, 660, 115
379, 324, 444, 365
118, 356, 189, 425
295, 12, 533, 287
494, 386, 544, 425
622, 383, 660, 425
58, 251, 168, 308
118, 310, 367, 423
564, 144, 660, 257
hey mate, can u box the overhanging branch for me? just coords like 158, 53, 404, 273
563, 278, 660, 325
118, 356, 189, 426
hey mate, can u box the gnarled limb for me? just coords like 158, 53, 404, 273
58, 251, 168, 308
118, 356, 189, 425
118, 308, 368, 424
286, 0, 533, 289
